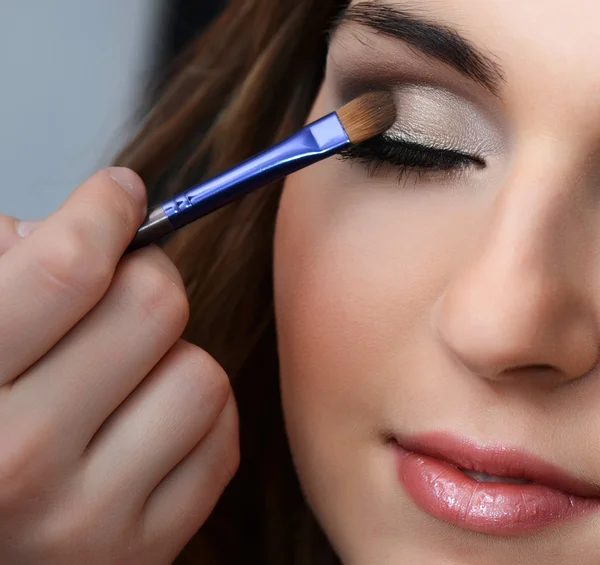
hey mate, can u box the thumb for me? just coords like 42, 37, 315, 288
0, 216, 39, 255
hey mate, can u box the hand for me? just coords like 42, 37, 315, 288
0, 169, 239, 565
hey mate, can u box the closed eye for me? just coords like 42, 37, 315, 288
339, 135, 486, 181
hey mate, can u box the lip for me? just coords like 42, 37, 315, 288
393, 432, 600, 535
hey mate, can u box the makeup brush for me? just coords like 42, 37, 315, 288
127, 91, 396, 252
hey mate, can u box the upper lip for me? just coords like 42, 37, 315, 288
394, 432, 600, 498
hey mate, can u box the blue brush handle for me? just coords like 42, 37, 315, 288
127, 112, 350, 251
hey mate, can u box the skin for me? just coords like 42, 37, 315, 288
275, 0, 600, 563
0, 169, 239, 563
5, 0, 600, 562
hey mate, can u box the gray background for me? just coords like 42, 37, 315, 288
0, 1, 165, 220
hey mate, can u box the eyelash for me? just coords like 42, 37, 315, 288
340, 136, 486, 182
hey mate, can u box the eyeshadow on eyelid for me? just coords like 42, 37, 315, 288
386, 85, 503, 156
327, 30, 507, 144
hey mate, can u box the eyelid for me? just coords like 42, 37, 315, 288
327, 62, 506, 158
339, 135, 486, 180
383, 128, 477, 158
326, 33, 507, 126
381, 133, 485, 164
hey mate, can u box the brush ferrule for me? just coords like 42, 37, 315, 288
126, 206, 174, 253
162, 113, 350, 230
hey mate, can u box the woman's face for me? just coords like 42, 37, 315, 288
274, 0, 600, 563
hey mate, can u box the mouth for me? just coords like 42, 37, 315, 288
459, 470, 533, 484
390, 432, 600, 535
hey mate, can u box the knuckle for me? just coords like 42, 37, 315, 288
223, 441, 240, 482
217, 443, 240, 486
219, 396, 240, 481
41, 513, 90, 555
0, 427, 52, 506
39, 508, 106, 558
226, 444, 241, 481
177, 343, 231, 407
39, 495, 131, 556
188, 344, 226, 379
36, 225, 112, 296
204, 393, 240, 486
123, 256, 190, 333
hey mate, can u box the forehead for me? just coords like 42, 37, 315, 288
346, 1, 600, 78
346, 0, 600, 130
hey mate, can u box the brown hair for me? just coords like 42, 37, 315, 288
115, 0, 350, 563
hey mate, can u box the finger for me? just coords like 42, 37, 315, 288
141, 392, 239, 558
0, 168, 147, 384
10, 246, 188, 452
84, 341, 231, 504
14, 220, 40, 239
0, 215, 24, 255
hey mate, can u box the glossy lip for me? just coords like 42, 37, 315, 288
392, 432, 600, 534
395, 432, 600, 498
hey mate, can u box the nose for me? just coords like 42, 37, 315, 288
434, 184, 599, 385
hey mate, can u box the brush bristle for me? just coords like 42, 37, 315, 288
336, 92, 396, 144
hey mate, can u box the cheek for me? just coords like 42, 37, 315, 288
272, 104, 496, 549
273, 156, 488, 448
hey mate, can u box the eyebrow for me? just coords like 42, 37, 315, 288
331, 1, 504, 95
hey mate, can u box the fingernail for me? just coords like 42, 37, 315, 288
16, 221, 39, 238
107, 167, 147, 208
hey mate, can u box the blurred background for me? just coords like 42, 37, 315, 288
0, 0, 225, 219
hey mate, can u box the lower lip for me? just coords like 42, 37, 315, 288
396, 446, 599, 535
